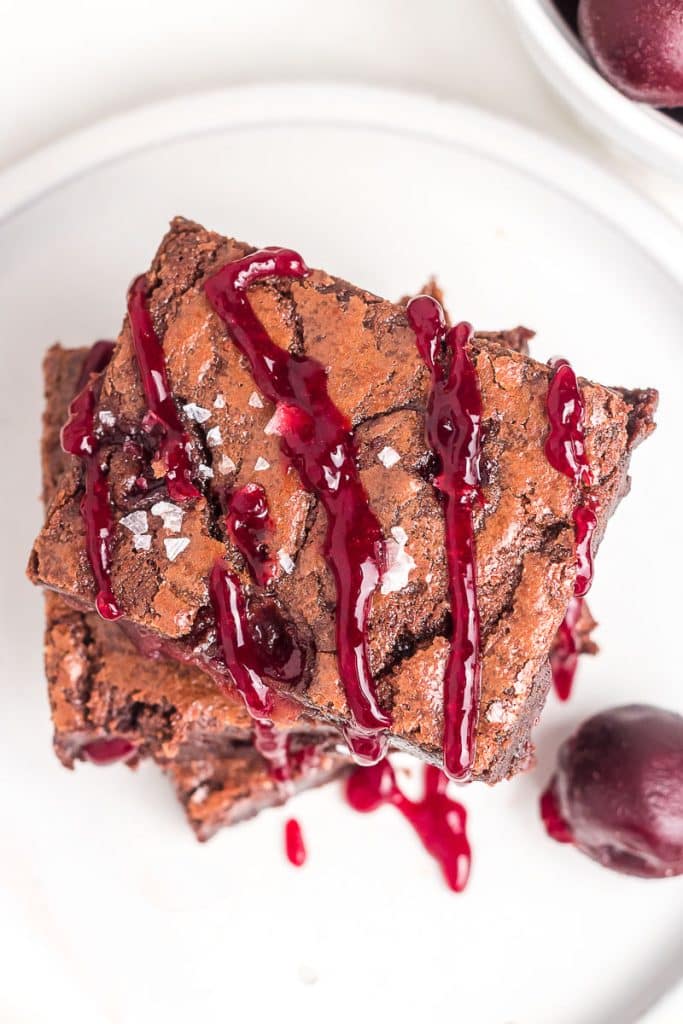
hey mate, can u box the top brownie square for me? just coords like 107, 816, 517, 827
28, 217, 656, 781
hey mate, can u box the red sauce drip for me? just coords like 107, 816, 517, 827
82, 737, 136, 766
545, 357, 600, 699
209, 562, 291, 784
127, 275, 200, 502
74, 340, 116, 393
573, 499, 598, 598
550, 595, 584, 701
545, 358, 593, 487
225, 483, 275, 587
540, 779, 574, 844
284, 818, 307, 867
205, 249, 389, 765
61, 341, 121, 621
346, 759, 471, 892
406, 296, 483, 781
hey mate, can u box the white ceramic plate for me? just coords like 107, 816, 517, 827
507, 0, 683, 179
1, 83, 682, 1024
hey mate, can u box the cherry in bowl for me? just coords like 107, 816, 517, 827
578, 0, 683, 108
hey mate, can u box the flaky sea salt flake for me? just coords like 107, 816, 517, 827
378, 445, 400, 468
151, 501, 184, 533
277, 549, 295, 574
380, 526, 416, 595
164, 537, 190, 562
120, 510, 149, 536
183, 402, 211, 424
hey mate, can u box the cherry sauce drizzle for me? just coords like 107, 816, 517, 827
550, 596, 583, 702
61, 341, 122, 621
127, 275, 199, 502
545, 357, 598, 700
539, 782, 574, 844
205, 249, 390, 765
216, 481, 312, 784
406, 296, 483, 781
346, 759, 471, 892
209, 561, 291, 785
284, 818, 307, 867
82, 737, 136, 766
225, 483, 275, 587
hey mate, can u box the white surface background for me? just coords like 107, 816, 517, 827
1, 5, 682, 1024
0, 81, 681, 1024
1, 0, 682, 224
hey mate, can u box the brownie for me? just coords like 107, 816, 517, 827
42, 346, 346, 838
45, 591, 346, 840
29, 217, 656, 782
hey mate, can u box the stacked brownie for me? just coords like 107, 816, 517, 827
30, 217, 656, 838
41, 344, 348, 839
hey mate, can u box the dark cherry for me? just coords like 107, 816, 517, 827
205, 249, 390, 765
82, 737, 136, 765
226, 483, 274, 587
127, 275, 199, 502
284, 818, 307, 867
406, 296, 483, 781
578, 0, 683, 108
346, 759, 471, 892
61, 342, 121, 621
541, 705, 683, 878
539, 785, 574, 844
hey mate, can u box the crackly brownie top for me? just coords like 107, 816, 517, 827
42, 347, 335, 766
30, 217, 657, 780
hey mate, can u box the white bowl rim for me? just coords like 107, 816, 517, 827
507, 0, 683, 175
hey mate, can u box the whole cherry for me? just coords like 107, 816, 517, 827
578, 0, 683, 107
541, 704, 683, 878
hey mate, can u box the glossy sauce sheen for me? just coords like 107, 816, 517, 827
346, 760, 471, 892
284, 818, 307, 866
545, 357, 598, 699
61, 341, 121, 620
406, 296, 483, 781
126, 278, 294, 782
127, 275, 199, 502
209, 562, 291, 784
82, 737, 137, 765
550, 596, 584, 702
225, 483, 275, 587
205, 249, 390, 765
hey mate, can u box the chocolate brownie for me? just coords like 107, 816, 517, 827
29, 218, 656, 782
42, 346, 346, 838
45, 591, 346, 840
